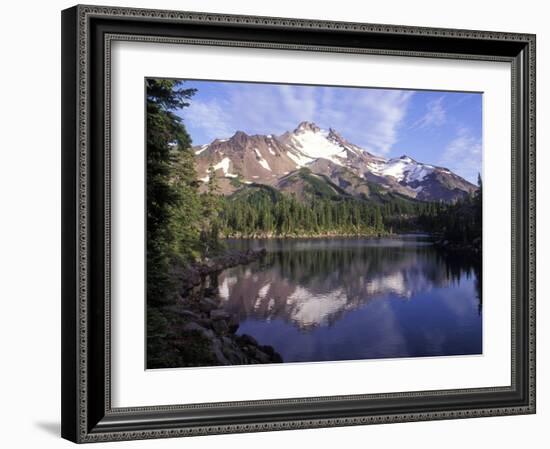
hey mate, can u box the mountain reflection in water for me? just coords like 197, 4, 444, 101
218, 236, 482, 363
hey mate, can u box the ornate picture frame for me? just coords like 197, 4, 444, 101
61, 4, 536, 443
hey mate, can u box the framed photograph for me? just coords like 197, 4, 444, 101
61, 4, 536, 443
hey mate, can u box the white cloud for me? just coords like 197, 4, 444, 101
410, 96, 446, 129
439, 127, 482, 183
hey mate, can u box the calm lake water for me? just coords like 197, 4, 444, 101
218, 235, 482, 363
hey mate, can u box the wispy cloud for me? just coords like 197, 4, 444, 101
180, 82, 414, 156
354, 90, 414, 154
277, 85, 318, 125
438, 126, 482, 183
183, 99, 234, 139
410, 96, 446, 129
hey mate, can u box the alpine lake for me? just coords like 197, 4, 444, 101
210, 234, 482, 364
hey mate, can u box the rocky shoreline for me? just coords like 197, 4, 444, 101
166, 291, 282, 366
173, 248, 267, 292
147, 248, 283, 368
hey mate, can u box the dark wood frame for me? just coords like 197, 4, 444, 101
61, 4, 536, 443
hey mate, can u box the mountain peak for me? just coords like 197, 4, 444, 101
228, 130, 251, 146
294, 121, 321, 134
327, 127, 347, 145
397, 155, 416, 163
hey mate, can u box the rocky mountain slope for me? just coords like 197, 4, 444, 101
193, 121, 476, 202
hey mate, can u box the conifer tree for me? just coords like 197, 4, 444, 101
146, 78, 197, 304
201, 163, 223, 257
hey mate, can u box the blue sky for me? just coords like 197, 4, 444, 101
175, 80, 482, 183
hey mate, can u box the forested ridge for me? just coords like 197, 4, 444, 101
216, 181, 481, 240
220, 183, 422, 237
418, 174, 482, 244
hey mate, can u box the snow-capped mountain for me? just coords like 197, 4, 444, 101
193, 121, 477, 202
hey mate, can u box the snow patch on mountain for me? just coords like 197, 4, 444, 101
254, 148, 272, 171
289, 128, 347, 166
213, 157, 237, 178
371, 156, 435, 183
258, 159, 271, 171
195, 144, 209, 155
214, 157, 230, 173
286, 149, 315, 168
